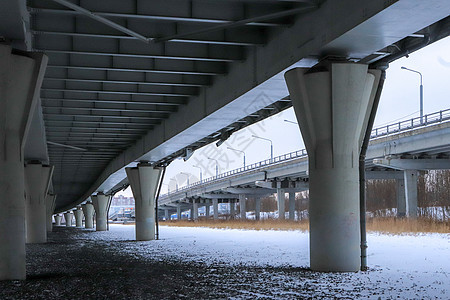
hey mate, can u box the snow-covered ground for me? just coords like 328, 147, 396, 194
87, 224, 450, 299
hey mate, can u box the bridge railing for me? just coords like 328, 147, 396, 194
162, 108, 450, 198
371, 108, 450, 138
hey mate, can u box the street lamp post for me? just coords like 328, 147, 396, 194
162, 183, 170, 194
170, 178, 178, 191
284, 119, 298, 125
180, 172, 190, 186
252, 135, 273, 162
227, 147, 246, 168
401, 66, 423, 124
192, 165, 202, 182
207, 157, 219, 177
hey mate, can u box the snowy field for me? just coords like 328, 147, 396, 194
86, 224, 450, 299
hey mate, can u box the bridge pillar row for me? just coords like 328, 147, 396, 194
46, 194, 57, 232
64, 211, 73, 227
24, 162, 54, 244
81, 201, 94, 229
0, 44, 48, 280
289, 192, 296, 221
176, 204, 182, 220
255, 197, 261, 221
55, 214, 62, 226
404, 170, 418, 218
125, 163, 163, 241
239, 195, 246, 220
396, 178, 406, 217
91, 193, 111, 232
277, 189, 286, 220
213, 199, 219, 220
74, 207, 83, 228
285, 62, 382, 272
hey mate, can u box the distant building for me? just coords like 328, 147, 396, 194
111, 195, 135, 206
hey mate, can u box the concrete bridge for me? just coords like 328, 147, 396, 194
1, 0, 450, 279
157, 109, 450, 220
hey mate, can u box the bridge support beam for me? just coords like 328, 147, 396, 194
404, 170, 418, 218
205, 202, 210, 219
193, 200, 199, 221
91, 194, 111, 231
74, 207, 83, 228
213, 199, 219, 220
25, 163, 54, 244
277, 189, 285, 220
55, 214, 62, 226
46, 194, 57, 232
177, 204, 182, 220
64, 212, 73, 227
289, 192, 296, 221
230, 200, 236, 219
82, 202, 94, 229
239, 195, 246, 220
164, 209, 170, 220
126, 164, 163, 241
255, 197, 261, 221
285, 62, 381, 272
396, 179, 406, 217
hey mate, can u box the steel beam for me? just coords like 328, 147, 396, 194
373, 158, 450, 170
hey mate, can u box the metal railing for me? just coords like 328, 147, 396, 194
370, 108, 450, 139
162, 108, 450, 198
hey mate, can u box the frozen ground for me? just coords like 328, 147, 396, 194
1, 224, 449, 299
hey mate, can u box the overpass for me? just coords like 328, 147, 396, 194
1, 0, 450, 279
157, 108, 450, 219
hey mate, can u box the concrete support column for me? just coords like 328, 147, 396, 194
193, 200, 199, 221
0, 44, 48, 280
396, 179, 406, 217
289, 192, 296, 221
164, 209, 169, 220
277, 189, 285, 220
24, 163, 54, 243
404, 170, 418, 218
189, 207, 194, 220
213, 199, 219, 220
239, 194, 246, 220
176, 204, 182, 220
205, 202, 210, 219
125, 163, 163, 241
55, 214, 62, 226
285, 62, 381, 272
45, 194, 57, 232
64, 212, 73, 227
81, 202, 94, 229
230, 200, 235, 219
74, 207, 83, 228
91, 194, 111, 231
255, 197, 261, 221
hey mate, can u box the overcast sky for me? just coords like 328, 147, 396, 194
118, 36, 450, 197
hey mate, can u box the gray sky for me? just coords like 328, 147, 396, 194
118, 36, 450, 197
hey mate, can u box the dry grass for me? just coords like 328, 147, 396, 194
160, 217, 450, 234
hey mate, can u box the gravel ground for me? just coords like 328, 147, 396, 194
0, 225, 448, 299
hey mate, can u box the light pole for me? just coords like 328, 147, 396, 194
227, 147, 246, 167
170, 178, 178, 191
252, 135, 273, 162
207, 157, 219, 177
401, 66, 423, 124
180, 172, 190, 186
192, 165, 202, 182
162, 183, 170, 193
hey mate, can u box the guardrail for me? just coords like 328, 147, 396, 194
370, 108, 450, 139
162, 108, 450, 198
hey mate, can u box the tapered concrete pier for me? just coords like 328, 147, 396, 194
285, 62, 381, 272
126, 163, 163, 241
74, 207, 83, 228
213, 199, 219, 220
25, 162, 54, 243
55, 214, 62, 226
0, 45, 47, 280
64, 212, 73, 227
82, 202, 95, 229
277, 189, 285, 220
46, 194, 57, 232
91, 194, 111, 231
